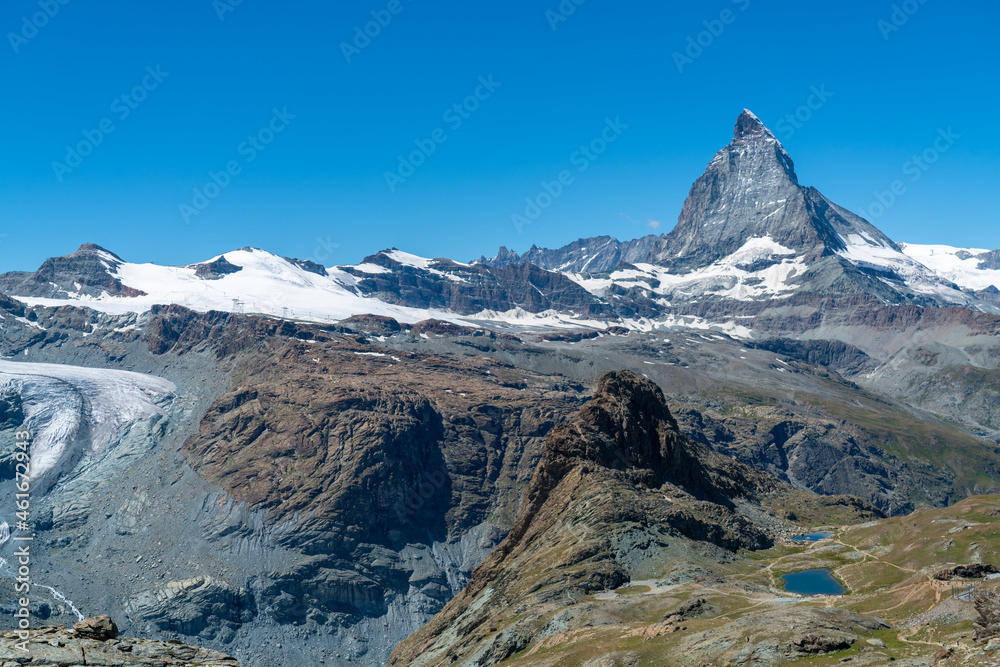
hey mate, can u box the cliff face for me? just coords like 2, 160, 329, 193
388, 371, 880, 666
340, 250, 614, 317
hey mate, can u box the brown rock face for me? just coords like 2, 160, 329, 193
790, 634, 854, 654
73, 614, 119, 640
502, 370, 777, 556
934, 563, 999, 581
974, 591, 1000, 641
339, 313, 403, 334
181, 331, 586, 554
388, 371, 808, 666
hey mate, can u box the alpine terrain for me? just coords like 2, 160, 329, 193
1, 110, 999, 666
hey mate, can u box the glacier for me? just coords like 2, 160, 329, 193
0, 360, 175, 480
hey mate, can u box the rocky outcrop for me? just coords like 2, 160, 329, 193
790, 633, 855, 654
477, 235, 660, 274
284, 256, 328, 276
664, 597, 717, 622
193, 255, 243, 279
976, 249, 1000, 271
73, 615, 119, 640
409, 319, 477, 337
935, 563, 1000, 581
124, 577, 256, 640
0, 619, 239, 665
388, 371, 877, 666
747, 337, 875, 376
974, 591, 1000, 641
0, 243, 146, 298
342, 249, 614, 317
339, 313, 402, 334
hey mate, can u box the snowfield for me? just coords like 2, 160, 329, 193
7, 240, 1000, 337
836, 235, 987, 305
900, 243, 1000, 292
16, 248, 464, 326
0, 361, 175, 479
570, 236, 806, 303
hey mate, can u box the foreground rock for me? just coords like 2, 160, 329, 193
0, 620, 239, 665
974, 591, 1000, 642
72, 614, 119, 640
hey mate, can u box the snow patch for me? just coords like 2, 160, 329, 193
13, 248, 468, 327
900, 243, 1000, 291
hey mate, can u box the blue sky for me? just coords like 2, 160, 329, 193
1, 0, 997, 271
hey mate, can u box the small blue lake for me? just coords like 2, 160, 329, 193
792, 532, 833, 542
782, 569, 845, 596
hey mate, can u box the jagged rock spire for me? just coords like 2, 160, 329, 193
734, 109, 775, 142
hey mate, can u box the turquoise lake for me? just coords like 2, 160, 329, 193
781, 569, 845, 595
792, 532, 833, 542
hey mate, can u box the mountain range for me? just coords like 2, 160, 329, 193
1, 110, 1000, 666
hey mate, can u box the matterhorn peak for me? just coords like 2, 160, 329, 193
734, 109, 778, 143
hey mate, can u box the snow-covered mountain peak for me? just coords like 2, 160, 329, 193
74, 243, 124, 264
734, 109, 777, 143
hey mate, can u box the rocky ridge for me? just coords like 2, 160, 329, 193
388, 370, 882, 666
0, 616, 239, 666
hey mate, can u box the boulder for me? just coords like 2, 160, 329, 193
791, 634, 855, 654
73, 615, 119, 641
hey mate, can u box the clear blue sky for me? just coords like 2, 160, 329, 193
1, 0, 997, 271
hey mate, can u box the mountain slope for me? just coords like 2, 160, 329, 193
388, 370, 882, 666
0, 245, 618, 330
